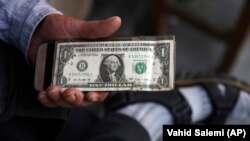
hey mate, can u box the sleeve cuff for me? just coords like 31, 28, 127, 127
12, 0, 62, 63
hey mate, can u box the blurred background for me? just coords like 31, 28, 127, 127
48, 0, 250, 83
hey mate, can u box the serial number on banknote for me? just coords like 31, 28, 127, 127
52, 36, 175, 91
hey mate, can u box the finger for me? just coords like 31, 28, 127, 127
29, 15, 121, 64
38, 91, 57, 108
57, 101, 73, 108
46, 85, 62, 102
62, 88, 85, 107
44, 15, 122, 41
58, 16, 121, 39
46, 85, 73, 108
79, 16, 122, 39
85, 92, 109, 102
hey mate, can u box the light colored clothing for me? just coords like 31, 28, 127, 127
118, 86, 250, 141
0, 0, 61, 62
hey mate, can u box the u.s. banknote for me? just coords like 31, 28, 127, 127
52, 36, 175, 91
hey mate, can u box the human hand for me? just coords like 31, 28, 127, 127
38, 85, 109, 108
29, 14, 121, 108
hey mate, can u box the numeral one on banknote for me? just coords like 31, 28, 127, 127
52, 36, 175, 91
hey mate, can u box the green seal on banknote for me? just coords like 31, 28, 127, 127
34, 36, 175, 91
135, 62, 147, 74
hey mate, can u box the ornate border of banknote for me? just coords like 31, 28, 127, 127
50, 36, 175, 91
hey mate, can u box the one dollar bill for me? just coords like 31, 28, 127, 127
52, 36, 175, 91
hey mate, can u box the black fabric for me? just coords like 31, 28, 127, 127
0, 42, 18, 121
83, 113, 150, 141
201, 83, 239, 124
0, 117, 64, 141
0, 42, 68, 141
0, 41, 69, 121
58, 104, 104, 141
105, 90, 192, 124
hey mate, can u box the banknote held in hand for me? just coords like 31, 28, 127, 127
34, 36, 176, 91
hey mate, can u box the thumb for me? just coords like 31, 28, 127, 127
29, 15, 121, 64
69, 16, 122, 39
40, 14, 122, 41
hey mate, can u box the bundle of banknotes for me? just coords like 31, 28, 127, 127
36, 36, 175, 91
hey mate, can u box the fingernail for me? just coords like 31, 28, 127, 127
107, 16, 118, 21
